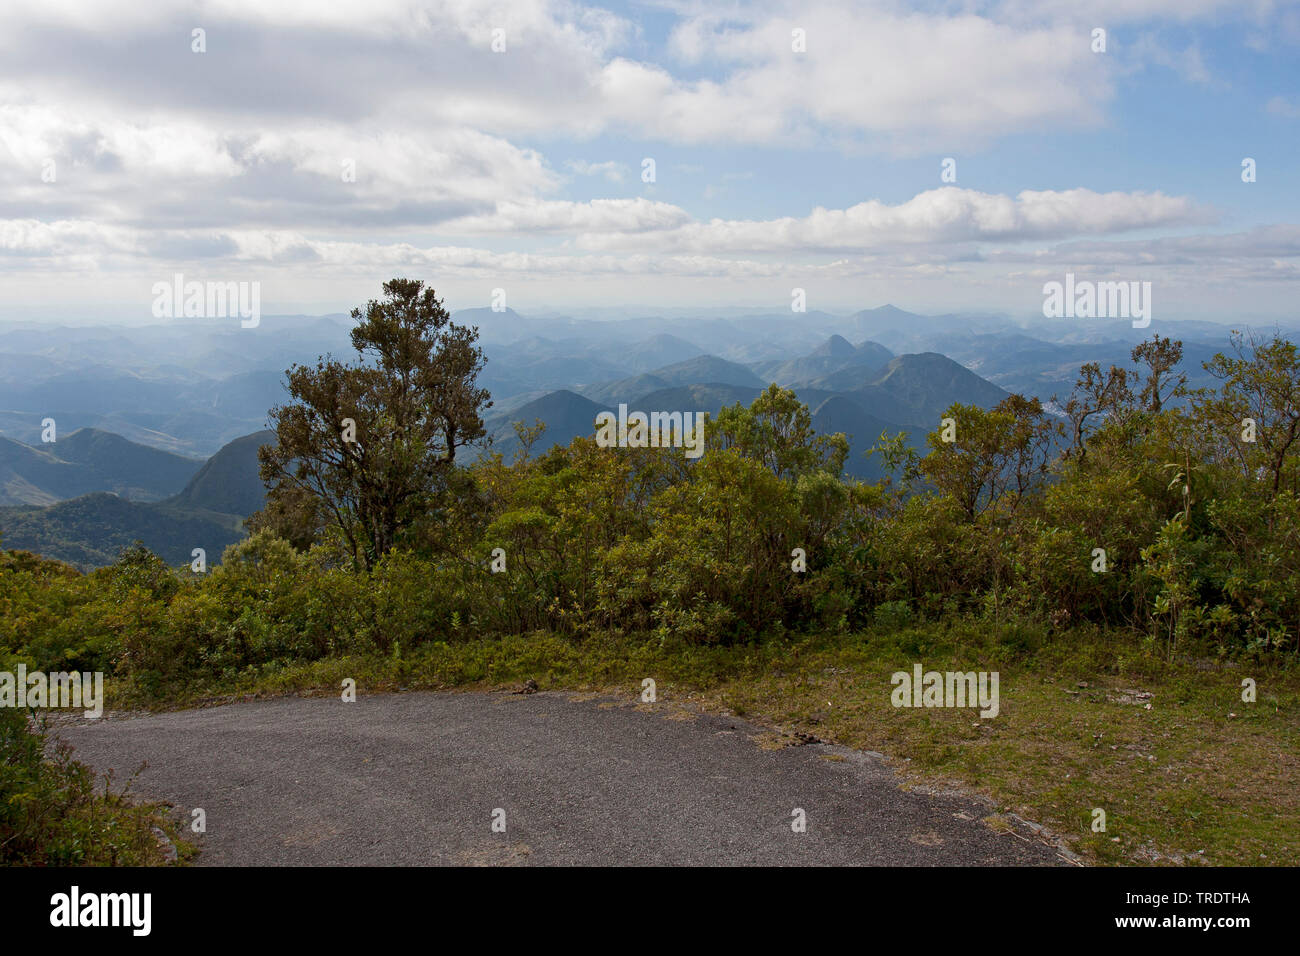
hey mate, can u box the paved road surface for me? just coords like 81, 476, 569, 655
55, 691, 1069, 866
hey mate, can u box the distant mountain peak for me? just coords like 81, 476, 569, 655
453, 305, 520, 317
0, 427, 201, 507
169, 429, 275, 517
810, 334, 857, 359
848, 304, 925, 334
855, 339, 893, 357
58, 426, 110, 441
649, 354, 765, 389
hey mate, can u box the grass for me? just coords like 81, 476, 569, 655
108, 618, 1299, 867
682, 627, 1299, 867
1, 711, 198, 866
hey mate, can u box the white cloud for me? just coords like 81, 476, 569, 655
606, 7, 1115, 149
1125, 35, 1215, 84
0, 193, 1242, 279
0, 1, 1116, 151
0, 103, 556, 228
0, 0, 1295, 314
565, 159, 628, 182
572, 187, 1207, 254
988, 224, 1300, 266
1266, 95, 1300, 118
447, 198, 691, 234
988, 0, 1279, 25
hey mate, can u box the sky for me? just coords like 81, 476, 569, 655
0, 0, 1298, 324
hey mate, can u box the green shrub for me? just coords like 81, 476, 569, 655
873, 600, 914, 631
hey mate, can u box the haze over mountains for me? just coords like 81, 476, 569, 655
0, 428, 200, 507
0, 304, 1263, 568
0, 429, 272, 569
483, 345, 1010, 473
0, 423, 274, 515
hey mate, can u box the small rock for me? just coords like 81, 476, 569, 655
152, 827, 179, 864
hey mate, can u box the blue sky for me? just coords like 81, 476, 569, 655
0, 0, 1297, 323
535, 7, 1299, 222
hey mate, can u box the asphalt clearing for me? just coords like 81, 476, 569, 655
55, 690, 1072, 866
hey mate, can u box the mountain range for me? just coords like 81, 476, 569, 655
0, 430, 273, 569
0, 303, 1253, 568
0, 428, 201, 507
0, 304, 1255, 457
485, 342, 1007, 478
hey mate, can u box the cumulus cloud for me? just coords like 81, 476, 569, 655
0, 0, 1117, 150
987, 224, 1300, 267
0, 0, 1294, 311
447, 198, 691, 234
3, 184, 1205, 260
651, 6, 1113, 148
988, 0, 1281, 25
0, 104, 554, 228
0, 219, 141, 257
571, 187, 1208, 253
10, 205, 1281, 285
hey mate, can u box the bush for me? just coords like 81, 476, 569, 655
873, 600, 914, 631
0, 709, 172, 865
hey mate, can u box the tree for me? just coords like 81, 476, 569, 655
710, 383, 848, 480
1132, 335, 1186, 413
1057, 361, 1133, 462
921, 397, 1058, 520
256, 279, 491, 568
244, 483, 325, 553
1198, 330, 1300, 498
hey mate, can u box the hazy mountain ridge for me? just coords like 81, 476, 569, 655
484, 341, 1011, 472
751, 336, 894, 387
0, 305, 1252, 568
0, 305, 1255, 455
168, 429, 276, 516
0, 428, 201, 506
0, 429, 271, 570
0, 492, 244, 570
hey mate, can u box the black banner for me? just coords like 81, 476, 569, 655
0, 865, 1279, 943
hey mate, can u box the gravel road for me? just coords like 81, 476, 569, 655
55, 690, 1070, 866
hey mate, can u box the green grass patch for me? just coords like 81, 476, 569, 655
1, 709, 196, 866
